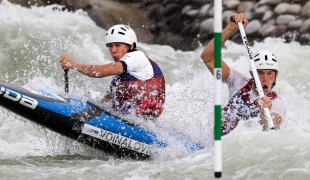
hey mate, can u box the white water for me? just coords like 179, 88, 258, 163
0, 1, 310, 179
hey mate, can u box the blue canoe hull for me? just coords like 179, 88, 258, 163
0, 82, 203, 159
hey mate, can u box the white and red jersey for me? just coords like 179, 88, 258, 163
222, 68, 286, 135
110, 51, 165, 117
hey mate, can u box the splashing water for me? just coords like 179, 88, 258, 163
0, 1, 309, 179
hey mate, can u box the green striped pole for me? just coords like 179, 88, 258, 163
214, 0, 222, 178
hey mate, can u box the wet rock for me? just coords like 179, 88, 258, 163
300, 18, 310, 33
223, 10, 236, 24
270, 24, 287, 37
198, 4, 211, 18
262, 10, 274, 22
6, 0, 310, 51
274, 3, 290, 14
237, 1, 254, 13
288, 19, 303, 30
246, 20, 261, 35
276, 14, 296, 25
288, 4, 302, 14
301, 1, 310, 18
200, 18, 214, 34
300, 33, 310, 44
259, 20, 276, 36
138, 0, 310, 50
224, 0, 239, 9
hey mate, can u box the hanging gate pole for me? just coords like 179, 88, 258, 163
213, 0, 222, 178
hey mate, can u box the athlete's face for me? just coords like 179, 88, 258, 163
251, 70, 278, 94
107, 43, 129, 62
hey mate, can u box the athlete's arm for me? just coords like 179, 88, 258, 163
59, 54, 124, 78
200, 25, 233, 81
200, 13, 248, 81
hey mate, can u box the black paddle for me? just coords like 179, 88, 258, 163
64, 69, 69, 93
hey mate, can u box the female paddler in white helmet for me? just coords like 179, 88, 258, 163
60, 25, 165, 118
200, 13, 286, 135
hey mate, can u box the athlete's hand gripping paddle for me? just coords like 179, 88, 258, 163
64, 69, 69, 93
231, 16, 275, 129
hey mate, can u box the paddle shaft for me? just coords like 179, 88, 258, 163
64, 69, 69, 93
237, 22, 274, 129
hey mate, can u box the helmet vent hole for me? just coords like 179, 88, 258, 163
118, 32, 125, 35
111, 29, 114, 34
121, 27, 127, 31
265, 55, 268, 61
272, 58, 277, 62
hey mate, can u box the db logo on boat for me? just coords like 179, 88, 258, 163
0, 86, 38, 109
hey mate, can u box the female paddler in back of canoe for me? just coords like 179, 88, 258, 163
200, 13, 286, 135
59, 25, 165, 119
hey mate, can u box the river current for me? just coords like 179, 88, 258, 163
0, 1, 310, 179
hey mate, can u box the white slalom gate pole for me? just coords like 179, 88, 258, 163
214, 0, 222, 178
237, 22, 274, 129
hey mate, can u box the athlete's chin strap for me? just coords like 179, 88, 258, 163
268, 70, 278, 90
271, 79, 276, 89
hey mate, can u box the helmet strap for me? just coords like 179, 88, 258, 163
271, 71, 278, 89
271, 79, 276, 89
127, 43, 137, 53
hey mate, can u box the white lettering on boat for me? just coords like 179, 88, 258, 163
82, 124, 156, 156
0, 86, 5, 95
0, 86, 38, 109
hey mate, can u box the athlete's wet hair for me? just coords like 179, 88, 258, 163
127, 43, 137, 53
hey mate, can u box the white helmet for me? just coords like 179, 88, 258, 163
252, 50, 279, 71
105, 24, 137, 46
